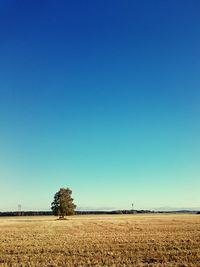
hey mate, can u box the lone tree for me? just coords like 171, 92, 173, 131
51, 188, 76, 219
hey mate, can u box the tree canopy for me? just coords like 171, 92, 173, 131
51, 188, 76, 218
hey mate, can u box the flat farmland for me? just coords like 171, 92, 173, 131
0, 214, 200, 267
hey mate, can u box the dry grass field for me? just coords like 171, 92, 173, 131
0, 214, 200, 267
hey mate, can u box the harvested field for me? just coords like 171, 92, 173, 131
0, 214, 200, 266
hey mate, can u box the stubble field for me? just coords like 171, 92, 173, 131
0, 214, 200, 267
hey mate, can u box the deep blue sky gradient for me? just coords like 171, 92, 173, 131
0, 1, 200, 210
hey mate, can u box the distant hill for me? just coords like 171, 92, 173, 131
155, 206, 200, 212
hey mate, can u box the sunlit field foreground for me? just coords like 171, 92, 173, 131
0, 214, 200, 267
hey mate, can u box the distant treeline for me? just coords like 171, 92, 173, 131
0, 211, 53, 216
77, 210, 153, 215
0, 210, 198, 217
0, 210, 153, 216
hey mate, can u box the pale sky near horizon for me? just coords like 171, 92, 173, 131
0, 1, 200, 211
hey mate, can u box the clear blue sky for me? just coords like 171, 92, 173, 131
0, 1, 200, 211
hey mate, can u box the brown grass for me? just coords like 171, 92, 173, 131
0, 214, 200, 266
